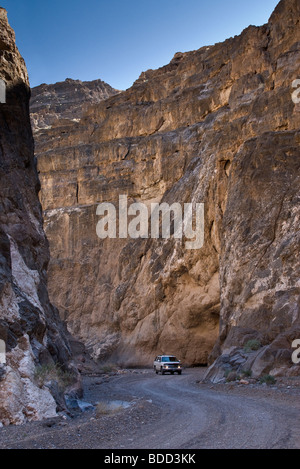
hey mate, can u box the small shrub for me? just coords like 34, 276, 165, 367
226, 371, 238, 382
34, 363, 75, 390
96, 402, 122, 417
96, 402, 111, 416
259, 375, 276, 385
244, 339, 261, 353
241, 368, 252, 378
99, 363, 118, 374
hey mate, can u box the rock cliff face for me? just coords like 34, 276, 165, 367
0, 8, 72, 425
33, 0, 300, 375
31, 78, 119, 132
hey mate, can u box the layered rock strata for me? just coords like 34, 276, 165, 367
33, 0, 300, 374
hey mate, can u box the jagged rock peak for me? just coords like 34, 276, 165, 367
269, 0, 300, 23
30, 77, 119, 132
0, 7, 7, 20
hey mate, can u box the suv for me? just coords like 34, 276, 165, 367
153, 355, 182, 375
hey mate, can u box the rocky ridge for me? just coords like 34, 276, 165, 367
0, 8, 74, 425
31, 78, 119, 132
32, 0, 300, 376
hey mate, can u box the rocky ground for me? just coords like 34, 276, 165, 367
0, 367, 299, 449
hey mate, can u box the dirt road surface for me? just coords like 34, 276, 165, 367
0, 368, 300, 449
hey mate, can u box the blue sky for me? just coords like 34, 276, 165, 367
1, 0, 279, 90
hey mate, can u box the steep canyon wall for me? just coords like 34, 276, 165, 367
0, 8, 72, 425
32, 0, 300, 375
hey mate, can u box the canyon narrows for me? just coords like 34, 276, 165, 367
0, 0, 299, 429
31, 0, 300, 376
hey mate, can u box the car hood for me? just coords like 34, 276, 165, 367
162, 362, 181, 364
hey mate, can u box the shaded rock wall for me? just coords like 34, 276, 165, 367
0, 8, 71, 425
33, 0, 299, 373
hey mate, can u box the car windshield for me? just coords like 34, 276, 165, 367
161, 356, 178, 362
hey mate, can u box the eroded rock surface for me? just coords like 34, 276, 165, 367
0, 8, 72, 425
31, 78, 119, 132
33, 0, 300, 374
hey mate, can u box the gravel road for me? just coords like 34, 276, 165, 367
0, 368, 299, 449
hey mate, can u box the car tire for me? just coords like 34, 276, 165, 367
178, 371, 182, 375
161, 368, 165, 375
